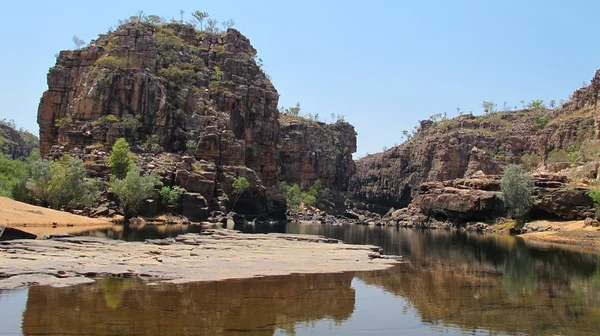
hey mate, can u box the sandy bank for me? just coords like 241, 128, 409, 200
0, 229, 400, 289
519, 220, 600, 252
0, 197, 113, 236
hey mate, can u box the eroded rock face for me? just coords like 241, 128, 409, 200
351, 108, 595, 211
0, 123, 38, 159
407, 173, 594, 222
279, 118, 357, 190
36, 22, 288, 219
37, 22, 279, 187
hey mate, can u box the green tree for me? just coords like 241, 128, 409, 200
482, 101, 497, 114
232, 177, 250, 211
46, 155, 100, 209
159, 186, 184, 209
0, 155, 27, 197
279, 182, 302, 211
500, 164, 534, 224
191, 11, 209, 30
110, 165, 162, 222
14, 154, 99, 209
110, 138, 133, 179
526, 99, 546, 110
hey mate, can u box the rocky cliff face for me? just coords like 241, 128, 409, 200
278, 117, 356, 191
38, 22, 279, 186
37, 21, 283, 220
350, 105, 596, 212
0, 122, 38, 159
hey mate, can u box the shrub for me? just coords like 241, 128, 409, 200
159, 186, 184, 209
546, 149, 570, 165
500, 164, 534, 224
521, 153, 542, 171
95, 55, 128, 69
213, 45, 225, 55
54, 114, 74, 127
110, 138, 133, 179
278, 180, 329, 210
15, 154, 99, 209
45, 155, 100, 210
110, 165, 162, 221
533, 116, 550, 129
526, 100, 546, 110
232, 177, 250, 210
279, 182, 302, 211
587, 189, 600, 219
0, 155, 27, 197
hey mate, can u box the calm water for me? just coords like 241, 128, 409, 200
2, 222, 600, 335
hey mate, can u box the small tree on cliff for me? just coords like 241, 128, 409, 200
500, 164, 534, 224
192, 11, 209, 30
232, 177, 250, 211
110, 138, 133, 180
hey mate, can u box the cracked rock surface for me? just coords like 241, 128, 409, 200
0, 229, 398, 289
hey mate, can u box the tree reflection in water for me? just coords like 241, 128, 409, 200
22, 272, 355, 336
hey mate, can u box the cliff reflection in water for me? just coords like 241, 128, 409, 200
18, 223, 600, 335
22, 272, 355, 336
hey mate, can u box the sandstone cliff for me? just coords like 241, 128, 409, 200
350, 100, 596, 212
278, 116, 356, 191
37, 21, 283, 220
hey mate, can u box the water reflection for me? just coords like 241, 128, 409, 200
5, 223, 600, 335
21, 272, 355, 336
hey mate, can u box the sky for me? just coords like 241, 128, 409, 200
1, 0, 600, 158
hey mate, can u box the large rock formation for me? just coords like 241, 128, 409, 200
37, 21, 282, 220
407, 172, 594, 223
278, 117, 356, 190
351, 102, 596, 212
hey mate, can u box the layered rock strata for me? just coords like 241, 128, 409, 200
278, 118, 357, 190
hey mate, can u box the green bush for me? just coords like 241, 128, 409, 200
0, 154, 27, 197
54, 114, 74, 127
110, 165, 162, 221
533, 116, 550, 129
159, 186, 184, 209
278, 180, 329, 211
587, 189, 600, 219
14, 154, 99, 210
500, 164, 534, 223
95, 55, 128, 69
45, 155, 100, 210
110, 138, 133, 179
279, 182, 302, 211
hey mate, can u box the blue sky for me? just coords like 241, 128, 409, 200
1, 0, 599, 157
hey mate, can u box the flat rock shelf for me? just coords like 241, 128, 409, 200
0, 229, 400, 289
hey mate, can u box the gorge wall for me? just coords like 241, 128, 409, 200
0, 123, 38, 160
350, 80, 599, 212
278, 117, 356, 191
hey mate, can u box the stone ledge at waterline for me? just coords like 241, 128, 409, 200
0, 229, 400, 289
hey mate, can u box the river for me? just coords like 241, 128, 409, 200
1, 222, 600, 335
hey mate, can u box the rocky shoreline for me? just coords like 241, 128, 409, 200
0, 229, 400, 290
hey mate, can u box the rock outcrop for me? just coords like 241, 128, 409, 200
351, 105, 596, 212
393, 172, 594, 224
278, 117, 357, 190
37, 22, 285, 220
